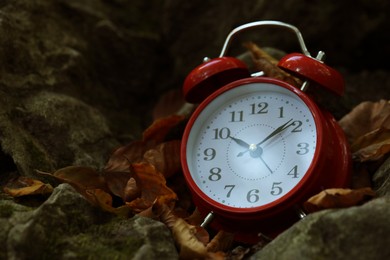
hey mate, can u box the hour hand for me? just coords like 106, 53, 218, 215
229, 136, 250, 149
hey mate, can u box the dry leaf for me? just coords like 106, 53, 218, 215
105, 140, 154, 173
125, 162, 177, 212
152, 88, 192, 120
156, 201, 178, 229
206, 231, 234, 253
303, 187, 376, 213
339, 99, 390, 144
186, 208, 204, 226
172, 218, 208, 259
206, 252, 226, 260
124, 177, 141, 202
103, 171, 132, 200
245, 42, 300, 87
3, 176, 53, 197
351, 127, 390, 161
142, 115, 185, 143
38, 166, 107, 194
138, 197, 178, 225
85, 189, 132, 217
143, 140, 182, 178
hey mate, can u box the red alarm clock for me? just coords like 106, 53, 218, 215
180, 21, 351, 243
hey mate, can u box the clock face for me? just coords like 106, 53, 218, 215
184, 80, 319, 210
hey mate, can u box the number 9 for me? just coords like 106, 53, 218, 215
203, 148, 216, 161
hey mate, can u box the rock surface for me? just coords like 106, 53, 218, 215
1, 184, 178, 259
0, 0, 389, 259
373, 157, 390, 196
251, 196, 390, 259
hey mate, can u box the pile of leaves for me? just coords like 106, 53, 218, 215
4, 44, 390, 259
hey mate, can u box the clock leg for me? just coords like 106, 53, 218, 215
294, 206, 307, 219
200, 211, 215, 228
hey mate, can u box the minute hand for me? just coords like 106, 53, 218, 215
257, 118, 294, 146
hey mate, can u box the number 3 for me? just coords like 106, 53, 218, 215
296, 142, 309, 155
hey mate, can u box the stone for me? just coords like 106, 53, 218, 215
251, 196, 390, 260
1, 184, 178, 259
0, 91, 119, 177
372, 156, 390, 196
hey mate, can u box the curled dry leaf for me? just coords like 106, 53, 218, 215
172, 218, 208, 259
143, 140, 182, 178
351, 127, 390, 161
152, 88, 193, 120
3, 176, 53, 197
303, 187, 376, 213
338, 100, 390, 162
186, 208, 204, 226
38, 166, 108, 195
103, 171, 132, 200
85, 189, 132, 217
125, 162, 177, 212
142, 114, 185, 143
138, 197, 178, 225
245, 42, 300, 87
206, 230, 234, 253
124, 177, 141, 202
104, 140, 155, 173
339, 99, 390, 144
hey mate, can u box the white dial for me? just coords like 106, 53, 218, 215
185, 82, 317, 208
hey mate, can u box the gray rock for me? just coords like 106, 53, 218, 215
251, 196, 390, 260
0, 91, 119, 177
1, 184, 178, 259
373, 156, 390, 196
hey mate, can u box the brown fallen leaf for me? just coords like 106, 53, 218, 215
103, 171, 132, 200
143, 140, 182, 178
125, 162, 177, 212
85, 189, 132, 217
137, 197, 178, 224
351, 127, 390, 161
123, 177, 141, 202
104, 140, 155, 173
245, 41, 301, 87
37, 166, 108, 195
172, 218, 208, 259
3, 176, 53, 197
142, 114, 185, 143
339, 99, 390, 144
206, 230, 234, 253
303, 187, 376, 213
152, 88, 191, 120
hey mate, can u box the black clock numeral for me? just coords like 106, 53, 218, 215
224, 185, 235, 198
247, 189, 260, 203
287, 165, 299, 178
296, 143, 310, 155
250, 102, 268, 114
212, 127, 231, 139
229, 111, 244, 122
278, 106, 284, 118
203, 148, 216, 161
291, 120, 303, 132
270, 182, 283, 196
208, 167, 222, 181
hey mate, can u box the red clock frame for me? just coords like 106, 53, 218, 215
181, 77, 351, 242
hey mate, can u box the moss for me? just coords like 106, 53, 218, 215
62, 233, 144, 259
41, 217, 146, 259
0, 200, 32, 218
0, 203, 15, 218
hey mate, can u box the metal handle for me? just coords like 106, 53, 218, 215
219, 20, 311, 58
